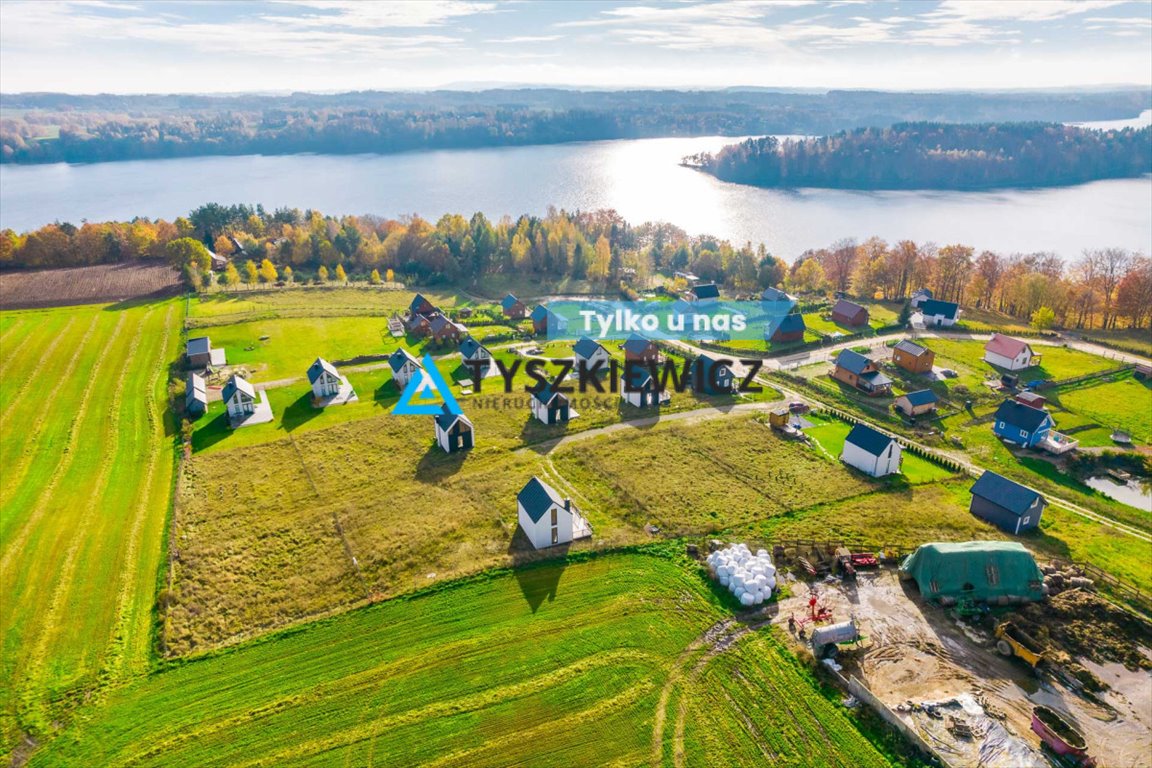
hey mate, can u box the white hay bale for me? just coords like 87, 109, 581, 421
740, 592, 755, 606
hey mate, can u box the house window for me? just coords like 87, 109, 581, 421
1022, 516, 1030, 525
998, 422, 1005, 429
1019, 429, 1027, 438
550, 508, 557, 526
551, 527, 558, 545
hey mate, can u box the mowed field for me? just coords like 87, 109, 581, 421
0, 300, 182, 753
33, 554, 896, 768
0, 262, 183, 310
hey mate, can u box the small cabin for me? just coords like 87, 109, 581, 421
516, 476, 592, 550
918, 299, 960, 328
222, 374, 256, 419
405, 313, 432, 337
984, 333, 1039, 371
622, 333, 661, 364
895, 389, 938, 417
992, 399, 1054, 448
186, 336, 226, 369
501, 294, 527, 319
388, 348, 422, 391
688, 283, 720, 304
1015, 391, 1047, 410
831, 349, 892, 396
892, 339, 935, 374
530, 384, 571, 425
185, 372, 208, 416
768, 313, 806, 343
530, 305, 568, 336
434, 405, 474, 453
307, 357, 343, 398
694, 354, 736, 394
459, 335, 493, 374
621, 366, 669, 408
573, 336, 610, 372
841, 423, 902, 477
969, 471, 1045, 534
830, 299, 869, 327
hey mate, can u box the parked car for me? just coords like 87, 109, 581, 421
788, 401, 810, 414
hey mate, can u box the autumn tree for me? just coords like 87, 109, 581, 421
369, 268, 381, 285
318, 265, 329, 282
1030, 306, 1056, 330
222, 262, 240, 288
385, 268, 394, 282
213, 234, 234, 256
283, 265, 294, 284
244, 260, 258, 287
1115, 256, 1152, 329
789, 257, 825, 294
258, 258, 277, 283
335, 263, 347, 283
165, 237, 211, 272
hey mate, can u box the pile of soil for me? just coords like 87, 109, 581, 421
1009, 589, 1152, 672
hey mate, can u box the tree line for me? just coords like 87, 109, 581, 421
1, 204, 1147, 330
690, 122, 1152, 190
3, 88, 1148, 165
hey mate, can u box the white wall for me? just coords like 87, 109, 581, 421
226, 393, 253, 418
842, 440, 902, 477
311, 372, 340, 398
518, 501, 574, 549
576, 347, 610, 371
984, 348, 1032, 370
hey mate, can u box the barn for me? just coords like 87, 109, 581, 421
895, 389, 938, 417
768, 313, 806, 343
185, 372, 207, 416
516, 476, 592, 550
830, 299, 869, 327
841, 423, 902, 477
428, 313, 465, 344
410, 293, 437, 316
622, 333, 661, 364
969, 471, 1045, 534
530, 383, 571, 425
984, 333, 1039, 371
434, 405, 474, 453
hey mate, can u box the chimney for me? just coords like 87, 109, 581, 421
564, 498, 571, 511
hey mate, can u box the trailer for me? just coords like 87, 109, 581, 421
810, 619, 860, 659
995, 620, 1046, 669
1031, 706, 1097, 767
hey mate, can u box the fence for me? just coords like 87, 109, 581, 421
1047, 558, 1152, 616
812, 403, 971, 475
1038, 364, 1134, 391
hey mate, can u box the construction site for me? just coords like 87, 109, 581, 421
762, 540, 1152, 768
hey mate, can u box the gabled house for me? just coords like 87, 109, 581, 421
501, 294, 527, 319
428, 313, 465, 344
694, 354, 736, 394
185, 372, 208, 416
530, 384, 571, 425
969, 471, 1045, 534
621, 366, 669, 408
307, 357, 343, 398
841, 423, 902, 477
516, 476, 592, 550
530, 304, 568, 335
895, 389, 939, 417
892, 339, 935, 374
410, 293, 437, 317
573, 336, 610, 371
1015, 391, 1047, 410
992, 399, 1054, 448
830, 299, 869, 327
760, 286, 796, 304
207, 251, 229, 271
688, 283, 720, 304
768, 313, 806, 343
831, 349, 892, 396
984, 333, 1039, 371
918, 299, 960, 327
459, 335, 493, 374
405, 313, 432, 337
434, 405, 474, 453
388, 348, 422, 390
186, 336, 226, 369
222, 374, 256, 419
622, 333, 661, 364
910, 288, 933, 308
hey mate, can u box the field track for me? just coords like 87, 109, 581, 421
0, 300, 182, 754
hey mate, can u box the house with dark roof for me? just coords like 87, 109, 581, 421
918, 299, 960, 327
388, 348, 422, 390
428, 313, 465, 344
892, 339, 935, 374
530, 304, 568, 335
969, 472, 1045, 534
185, 372, 207, 416
409, 293, 437, 317
501, 294, 527, 319
831, 349, 892, 396
186, 336, 226, 369
688, 283, 720, 304
573, 336, 610, 371
622, 333, 661, 364
621, 366, 669, 408
307, 357, 343, 398
434, 404, 474, 453
910, 288, 933, 308
459, 335, 493, 374
830, 299, 869, 327
694, 354, 735, 394
841, 423, 902, 477
516, 476, 592, 549
405, 312, 432, 337
768, 312, 806, 343
984, 333, 1039, 371
895, 389, 939, 417
530, 384, 571, 425
992, 399, 1054, 448
222, 374, 256, 419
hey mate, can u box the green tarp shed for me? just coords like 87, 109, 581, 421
899, 541, 1044, 603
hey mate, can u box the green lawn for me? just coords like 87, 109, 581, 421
927, 338, 1118, 382
31, 553, 895, 768
803, 416, 956, 484
1054, 374, 1152, 444
0, 300, 183, 750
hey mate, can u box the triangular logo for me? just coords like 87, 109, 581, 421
393, 354, 463, 416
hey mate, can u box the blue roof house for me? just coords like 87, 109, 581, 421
992, 400, 1054, 448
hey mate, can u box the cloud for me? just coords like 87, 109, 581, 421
263, 0, 497, 29
486, 35, 561, 44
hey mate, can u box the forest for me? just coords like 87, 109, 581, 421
1, 203, 1149, 332
2, 88, 1149, 165
689, 122, 1152, 190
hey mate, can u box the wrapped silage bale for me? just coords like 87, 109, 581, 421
740, 592, 755, 606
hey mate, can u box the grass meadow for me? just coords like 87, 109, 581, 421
0, 300, 183, 752
34, 553, 896, 768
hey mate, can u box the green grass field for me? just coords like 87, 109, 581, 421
0, 300, 183, 751
926, 338, 1118, 382
32, 553, 894, 768
802, 416, 956, 484
1054, 374, 1152, 444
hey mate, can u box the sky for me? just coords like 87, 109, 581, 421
1, 0, 1150, 94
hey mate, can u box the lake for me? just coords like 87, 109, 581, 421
2, 132, 1150, 260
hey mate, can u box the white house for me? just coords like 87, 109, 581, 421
841, 423, 902, 477
917, 299, 960, 328
530, 384, 571, 425
516, 476, 592, 549
222, 374, 256, 419
910, 288, 933, 308
621, 368, 670, 408
307, 357, 342, 398
434, 405, 474, 453
388, 348, 423, 390
573, 336, 610, 372
459, 335, 493, 374
185, 372, 208, 416
984, 333, 1039, 371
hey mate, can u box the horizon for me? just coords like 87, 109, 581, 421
2, 0, 1150, 94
